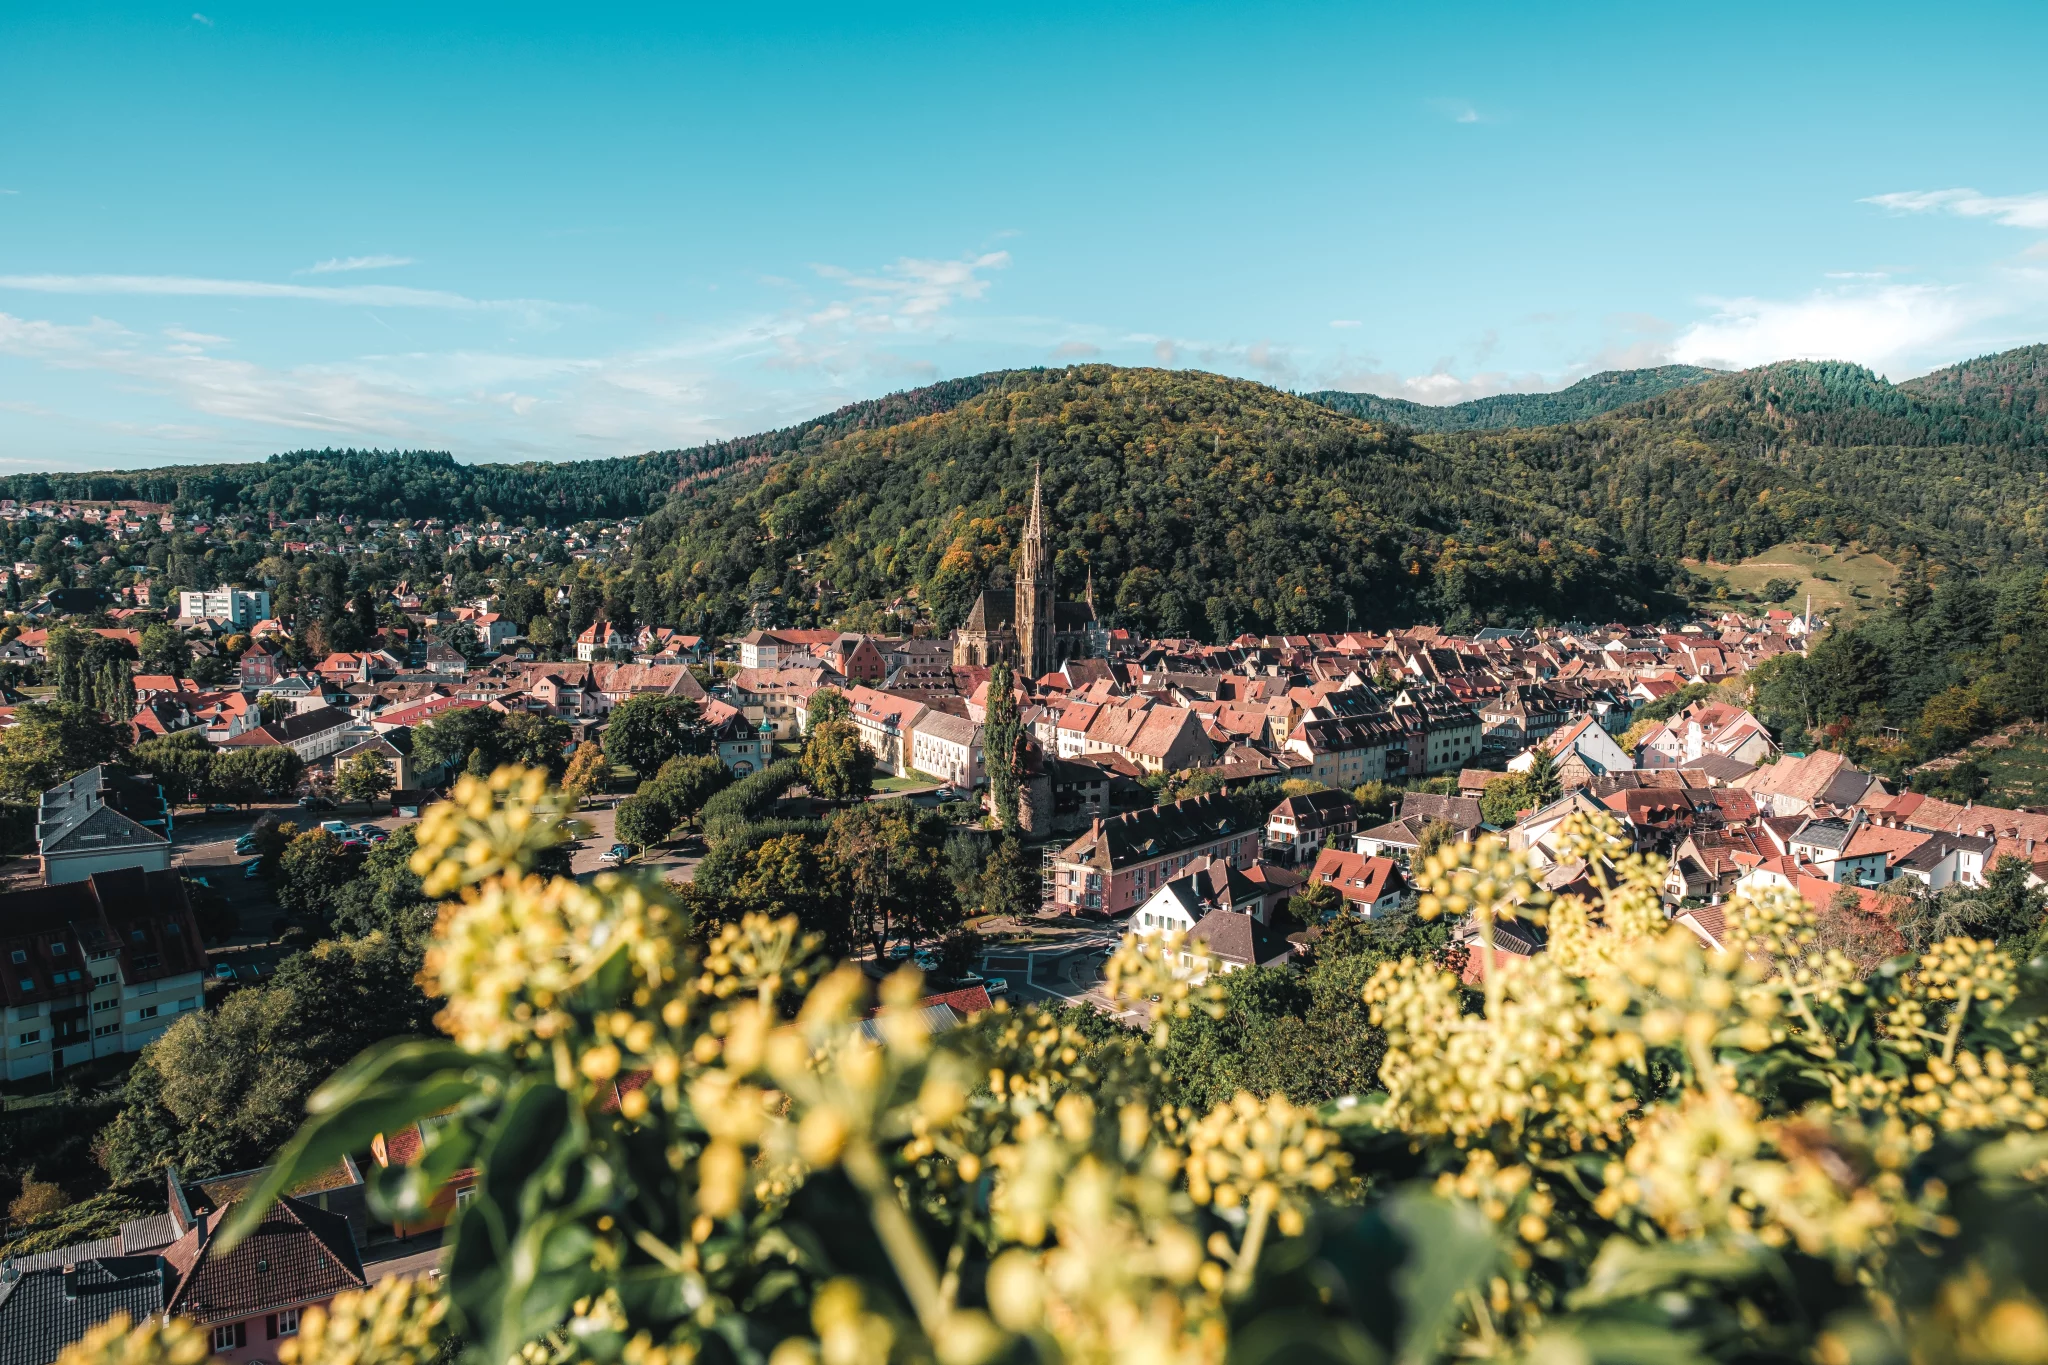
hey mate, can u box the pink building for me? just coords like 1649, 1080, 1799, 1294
1049, 793, 1260, 916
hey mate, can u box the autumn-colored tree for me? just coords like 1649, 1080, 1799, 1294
561, 741, 609, 806
800, 717, 872, 802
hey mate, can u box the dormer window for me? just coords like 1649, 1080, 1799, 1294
50, 942, 66, 956
8, 950, 22, 964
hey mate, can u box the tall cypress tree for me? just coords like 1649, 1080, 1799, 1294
983, 659, 1022, 831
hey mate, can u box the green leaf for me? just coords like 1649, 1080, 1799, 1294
1380, 1191, 1498, 1365
216, 1039, 488, 1251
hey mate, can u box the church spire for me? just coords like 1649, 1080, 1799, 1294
1017, 462, 1055, 679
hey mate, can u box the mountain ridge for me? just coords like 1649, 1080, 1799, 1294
1304, 364, 1721, 431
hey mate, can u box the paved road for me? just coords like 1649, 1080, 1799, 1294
565, 800, 701, 884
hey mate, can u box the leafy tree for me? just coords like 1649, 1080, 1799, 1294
983, 660, 1022, 829
211, 745, 304, 805
1415, 817, 1458, 861
648, 753, 730, 825
602, 694, 703, 778
806, 686, 850, 730
329, 829, 435, 945
1524, 748, 1561, 803
503, 711, 572, 778
977, 834, 1039, 920
99, 930, 433, 1183
823, 802, 959, 959
1479, 774, 1540, 828
613, 795, 674, 850
561, 740, 609, 806
0, 702, 128, 803
411, 705, 509, 774
47, 624, 137, 718
276, 828, 365, 924
334, 749, 396, 805
800, 717, 872, 802
138, 622, 189, 677
134, 730, 216, 805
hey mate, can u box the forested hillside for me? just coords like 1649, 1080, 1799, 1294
625, 356, 2048, 637
1305, 364, 1719, 430
1899, 343, 2048, 421
0, 375, 1002, 523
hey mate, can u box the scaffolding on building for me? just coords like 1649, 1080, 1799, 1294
1040, 844, 1058, 915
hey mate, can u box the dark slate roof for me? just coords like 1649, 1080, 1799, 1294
962, 589, 1096, 634
1397, 792, 1485, 831
36, 765, 169, 855
1187, 906, 1299, 968
1792, 817, 1855, 853
162, 1196, 366, 1326
1064, 793, 1248, 871
0, 868, 204, 1011
0, 1257, 173, 1365
1270, 788, 1357, 830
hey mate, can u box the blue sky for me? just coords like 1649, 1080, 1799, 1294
2, 1, 2046, 470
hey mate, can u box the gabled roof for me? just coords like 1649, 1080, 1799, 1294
162, 1196, 366, 1326
0, 1257, 173, 1365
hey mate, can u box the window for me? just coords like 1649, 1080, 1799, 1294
92, 998, 116, 1013
266, 1307, 300, 1338
17, 978, 33, 992
94, 1022, 118, 1038
7, 950, 22, 965
130, 930, 145, 943
15, 1030, 39, 1045
50, 942, 66, 956
93, 972, 117, 987
214, 1322, 246, 1351
137, 1004, 158, 1020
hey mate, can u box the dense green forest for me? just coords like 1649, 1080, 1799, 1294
0, 376, 1003, 523
1304, 363, 1720, 430
623, 352, 2048, 637
9, 348, 2048, 642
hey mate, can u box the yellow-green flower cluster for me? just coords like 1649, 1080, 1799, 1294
279, 1276, 447, 1365
54, 1315, 210, 1365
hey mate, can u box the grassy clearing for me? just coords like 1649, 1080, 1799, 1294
1684, 542, 1897, 624
872, 772, 943, 793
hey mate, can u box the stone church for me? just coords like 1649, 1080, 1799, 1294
951, 469, 1097, 675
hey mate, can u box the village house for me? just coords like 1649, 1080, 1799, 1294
0, 867, 206, 1082
1263, 788, 1359, 865
1307, 847, 1409, 916
1048, 794, 1260, 916
909, 712, 984, 791
845, 685, 929, 778
36, 766, 172, 885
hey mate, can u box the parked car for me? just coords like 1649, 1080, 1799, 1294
356, 824, 389, 843
242, 859, 265, 879
214, 962, 236, 980
983, 976, 1010, 998
320, 820, 352, 838
234, 836, 260, 855
340, 839, 370, 853
205, 802, 238, 816
600, 843, 632, 865
298, 795, 336, 811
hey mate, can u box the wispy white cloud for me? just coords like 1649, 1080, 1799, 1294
811, 250, 1009, 320
0, 310, 443, 434
0, 273, 561, 317
1863, 188, 2048, 232
1051, 341, 1100, 359
303, 254, 415, 275
191, 12, 213, 26
1428, 98, 1486, 124
1668, 284, 1991, 374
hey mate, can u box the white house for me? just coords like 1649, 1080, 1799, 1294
178, 585, 271, 628
909, 713, 984, 790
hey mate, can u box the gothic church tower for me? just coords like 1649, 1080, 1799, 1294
1016, 465, 1055, 679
